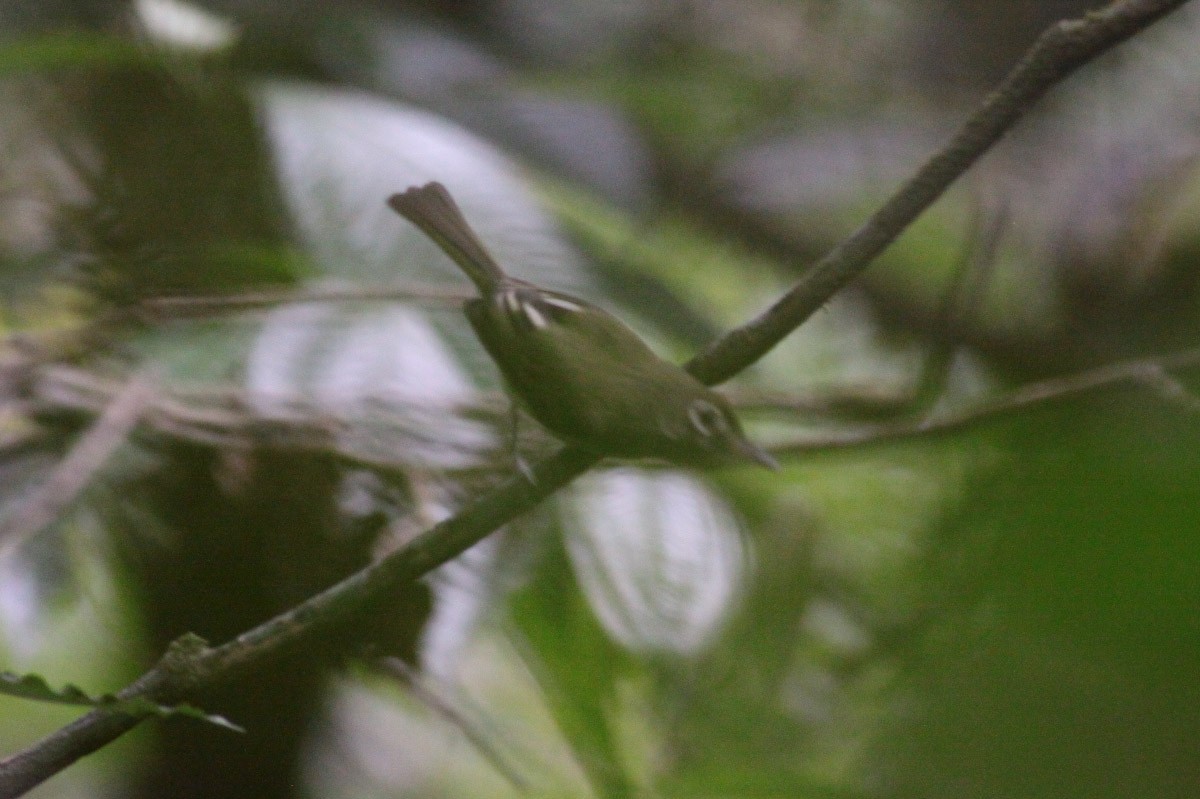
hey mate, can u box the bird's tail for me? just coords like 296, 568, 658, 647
388, 182, 507, 295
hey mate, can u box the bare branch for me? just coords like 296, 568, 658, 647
24, 363, 527, 474
137, 283, 469, 320
688, 0, 1192, 386
1133, 365, 1200, 414
773, 348, 1200, 456
0, 371, 155, 556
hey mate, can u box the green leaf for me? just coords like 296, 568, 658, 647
509, 539, 637, 799
0, 671, 243, 733
0, 671, 95, 705
99, 696, 245, 733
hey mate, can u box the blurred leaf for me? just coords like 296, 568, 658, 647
260, 83, 590, 291
540, 179, 780, 349
509, 537, 637, 798
881, 391, 1200, 799
0, 32, 149, 75
561, 468, 750, 656
604, 42, 802, 162
244, 304, 494, 470
59, 58, 296, 302
662, 762, 865, 799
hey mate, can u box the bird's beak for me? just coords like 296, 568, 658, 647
735, 436, 779, 470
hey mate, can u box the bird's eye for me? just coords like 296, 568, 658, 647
687, 399, 728, 438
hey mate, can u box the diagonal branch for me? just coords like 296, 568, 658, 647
0, 447, 599, 799
687, 0, 1190, 386
0, 371, 155, 557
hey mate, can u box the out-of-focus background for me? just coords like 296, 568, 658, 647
2, 1, 1200, 797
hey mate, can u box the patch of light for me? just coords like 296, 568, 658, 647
564, 468, 751, 656
135, 0, 238, 51
0, 554, 42, 659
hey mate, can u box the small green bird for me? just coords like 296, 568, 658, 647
388, 182, 776, 469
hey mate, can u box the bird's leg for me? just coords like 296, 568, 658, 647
507, 398, 537, 485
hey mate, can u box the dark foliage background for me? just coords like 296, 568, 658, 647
1, 1, 1199, 798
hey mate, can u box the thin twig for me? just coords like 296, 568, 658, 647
688, 0, 1190, 386
25, 348, 1200, 468
0, 371, 155, 557
377, 657, 530, 793
909, 195, 1010, 410
25, 362, 521, 474
137, 283, 469, 320
773, 347, 1200, 456
1133, 365, 1200, 414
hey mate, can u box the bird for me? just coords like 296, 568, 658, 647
387, 182, 777, 470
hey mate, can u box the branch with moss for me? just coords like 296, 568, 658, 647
0, 1, 1190, 795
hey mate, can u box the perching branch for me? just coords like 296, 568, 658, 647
687, 0, 1191, 386
0, 0, 1191, 795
